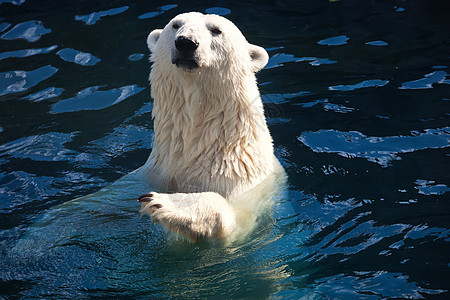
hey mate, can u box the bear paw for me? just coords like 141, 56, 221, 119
137, 192, 236, 241
137, 192, 164, 213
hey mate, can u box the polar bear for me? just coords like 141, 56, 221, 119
137, 12, 285, 241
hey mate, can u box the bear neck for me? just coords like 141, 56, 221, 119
145, 63, 274, 196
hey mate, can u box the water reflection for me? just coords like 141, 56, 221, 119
0, 45, 57, 60
0, 132, 76, 161
365, 40, 388, 46
317, 35, 350, 46
75, 6, 129, 26
266, 53, 337, 69
22, 86, 64, 102
0, 0, 25, 5
298, 127, 450, 167
1, 0, 449, 298
1, 20, 51, 42
5, 172, 288, 298
127, 53, 144, 61
56, 48, 100, 66
414, 179, 450, 196
0, 22, 11, 33
205, 7, 231, 16
399, 70, 449, 89
0, 65, 58, 96
329, 79, 389, 91
51, 85, 145, 113
312, 271, 444, 299
138, 4, 178, 19
323, 102, 355, 113
86, 124, 153, 163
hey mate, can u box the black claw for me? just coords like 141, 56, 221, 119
138, 193, 154, 203
138, 197, 152, 203
151, 204, 162, 209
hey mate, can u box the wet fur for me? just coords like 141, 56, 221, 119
137, 12, 283, 241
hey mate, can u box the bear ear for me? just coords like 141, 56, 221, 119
147, 29, 163, 53
248, 44, 269, 72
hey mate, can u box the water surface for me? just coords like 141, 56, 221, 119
1, 0, 449, 298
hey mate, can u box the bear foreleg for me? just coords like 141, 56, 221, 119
138, 192, 237, 241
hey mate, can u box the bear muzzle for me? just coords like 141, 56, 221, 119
172, 36, 200, 71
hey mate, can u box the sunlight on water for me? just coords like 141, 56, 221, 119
266, 53, 337, 69
329, 79, 389, 91
1, 20, 51, 42
56, 48, 101, 66
51, 85, 145, 113
298, 127, 450, 167
205, 7, 231, 16
365, 40, 389, 46
0, 0, 449, 298
138, 4, 178, 20
23, 86, 64, 102
399, 71, 449, 90
0, 45, 57, 60
75, 6, 129, 26
0, 132, 76, 161
0, 65, 58, 96
317, 35, 350, 46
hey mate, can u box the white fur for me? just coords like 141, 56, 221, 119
137, 12, 283, 241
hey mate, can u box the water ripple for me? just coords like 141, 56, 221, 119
138, 4, 178, 19
0, 171, 61, 210
365, 40, 388, 46
85, 125, 153, 163
56, 48, 100, 66
323, 103, 355, 113
0, 22, 10, 33
289, 191, 361, 230
313, 271, 446, 299
0, 1, 449, 298
205, 7, 231, 16
317, 35, 350, 46
294, 98, 355, 113
265, 53, 297, 69
414, 179, 449, 196
399, 70, 448, 90
0, 45, 57, 61
128, 53, 144, 61
0, 65, 58, 96
329, 79, 389, 91
1, 20, 51, 42
75, 6, 129, 25
51, 85, 145, 113
266, 53, 337, 69
0, 170, 106, 211
405, 224, 450, 241
262, 92, 310, 104
0, 132, 77, 162
310, 221, 410, 259
0, 0, 25, 5
22, 86, 64, 102
298, 127, 450, 167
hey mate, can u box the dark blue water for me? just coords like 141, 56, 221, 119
1, 0, 449, 298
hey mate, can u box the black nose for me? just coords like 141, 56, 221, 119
175, 37, 198, 54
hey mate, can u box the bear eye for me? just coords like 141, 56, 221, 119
210, 27, 222, 35
172, 23, 180, 30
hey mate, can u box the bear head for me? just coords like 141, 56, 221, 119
147, 12, 268, 74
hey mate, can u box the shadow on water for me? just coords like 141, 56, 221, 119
1, 0, 449, 298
